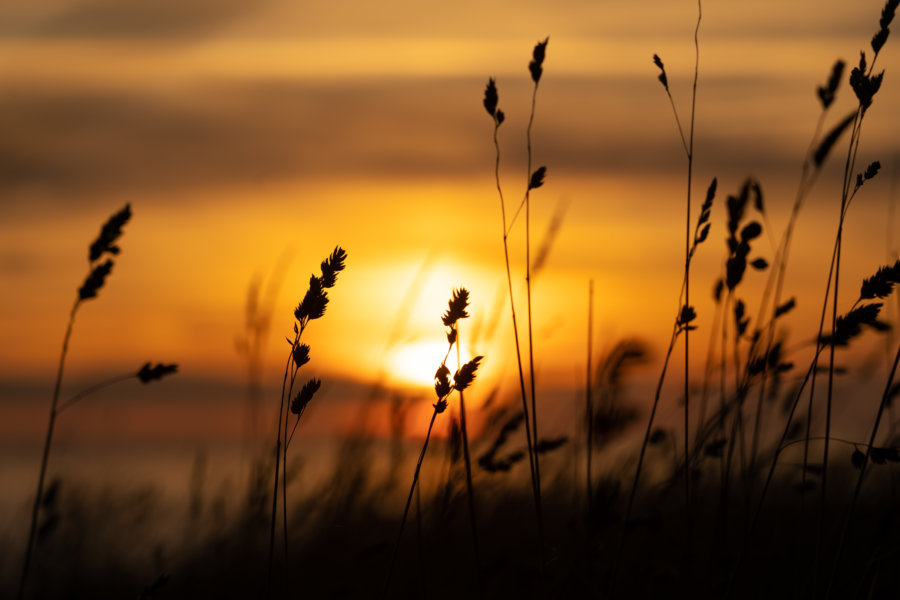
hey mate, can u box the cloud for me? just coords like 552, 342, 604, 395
5, 70, 897, 216
0, 0, 267, 39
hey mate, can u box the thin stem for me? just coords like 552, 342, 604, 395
282, 362, 293, 581
286, 411, 305, 449
456, 327, 483, 598
268, 329, 299, 597
586, 279, 594, 519
683, 0, 701, 558
19, 298, 80, 600
493, 110, 541, 552
280, 322, 307, 589
610, 323, 680, 595
524, 77, 545, 558
55, 373, 136, 414
384, 408, 439, 598
828, 339, 900, 598
820, 108, 863, 585
729, 344, 824, 593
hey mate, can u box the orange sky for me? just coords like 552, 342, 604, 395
2, 0, 900, 441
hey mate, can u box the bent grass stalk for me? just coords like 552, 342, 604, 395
18, 205, 175, 600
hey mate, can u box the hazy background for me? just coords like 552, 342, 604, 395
2, 0, 900, 544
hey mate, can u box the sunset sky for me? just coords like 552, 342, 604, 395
2, 0, 899, 453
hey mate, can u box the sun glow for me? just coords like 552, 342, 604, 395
385, 340, 475, 389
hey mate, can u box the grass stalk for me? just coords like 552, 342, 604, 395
19, 204, 133, 600
586, 279, 594, 519
523, 40, 548, 558
268, 247, 345, 596
267, 335, 294, 596
610, 320, 680, 595
683, 0, 701, 556
818, 17, 895, 558
384, 288, 482, 597
18, 299, 80, 600
456, 331, 483, 598
828, 338, 900, 597
384, 409, 439, 598
483, 51, 547, 561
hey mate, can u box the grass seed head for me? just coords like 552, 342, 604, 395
89, 204, 131, 263
817, 60, 845, 109
320, 246, 347, 289
292, 343, 311, 369
78, 259, 114, 300
295, 275, 328, 322
453, 356, 483, 391
291, 378, 321, 415
529, 37, 549, 83
484, 78, 499, 118
528, 166, 547, 190
434, 364, 452, 401
442, 288, 470, 327
137, 363, 178, 383
653, 54, 669, 91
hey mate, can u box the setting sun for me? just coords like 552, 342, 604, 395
385, 339, 476, 389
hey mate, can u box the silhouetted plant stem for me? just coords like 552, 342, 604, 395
683, 0, 701, 556
19, 298, 80, 600
385, 408, 439, 598
524, 54, 545, 559
828, 339, 900, 597
20, 203, 134, 600
268, 246, 344, 597
267, 333, 296, 597
652, 3, 702, 557
385, 289, 482, 597
54, 372, 135, 414
611, 321, 680, 595
729, 349, 823, 594
281, 348, 298, 587
729, 58, 847, 511
484, 76, 543, 560
819, 27, 892, 566
586, 279, 594, 519
456, 332, 483, 598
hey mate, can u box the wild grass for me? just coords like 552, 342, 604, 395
384, 288, 483, 597
10, 2, 900, 599
16, 205, 178, 600
483, 38, 550, 563
266, 246, 345, 594
613, 4, 706, 590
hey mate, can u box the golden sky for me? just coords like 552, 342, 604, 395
1, 0, 899, 437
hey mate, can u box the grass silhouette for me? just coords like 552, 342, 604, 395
267, 246, 345, 595
9, 1, 900, 599
17, 205, 177, 600
384, 288, 483, 597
